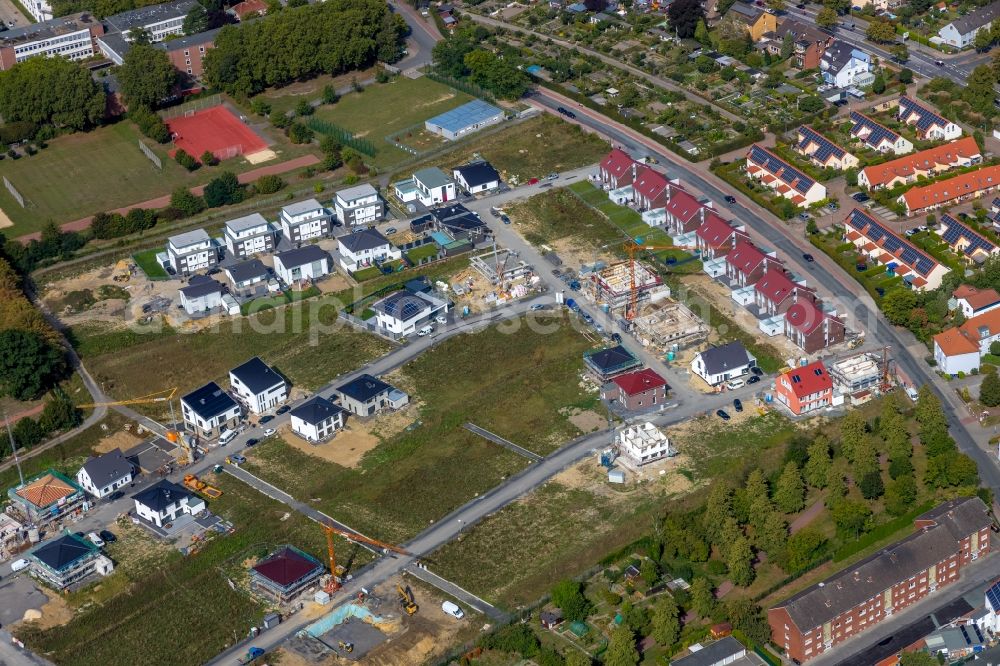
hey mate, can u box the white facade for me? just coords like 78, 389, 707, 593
338, 239, 402, 273
180, 388, 241, 438
373, 290, 448, 336
273, 250, 330, 283
178, 284, 224, 315
167, 229, 217, 275
334, 185, 384, 226
290, 405, 345, 442
2, 15, 98, 66
955, 296, 1000, 319
280, 198, 333, 242
933, 342, 980, 375
690, 349, 755, 386
134, 493, 205, 528
25, 0, 53, 21
453, 168, 500, 194
229, 366, 287, 414
75, 465, 132, 499
224, 213, 275, 258
618, 422, 673, 466
821, 48, 872, 88
394, 168, 457, 207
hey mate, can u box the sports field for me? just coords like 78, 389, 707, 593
166, 106, 268, 161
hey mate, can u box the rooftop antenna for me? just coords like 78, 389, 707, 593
4, 411, 24, 487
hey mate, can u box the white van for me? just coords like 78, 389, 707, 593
441, 601, 465, 619
417, 325, 433, 337
218, 429, 238, 446
10, 558, 29, 573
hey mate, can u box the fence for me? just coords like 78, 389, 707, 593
423, 69, 496, 104
158, 93, 224, 120
305, 118, 376, 156
3, 176, 24, 207
137, 140, 162, 169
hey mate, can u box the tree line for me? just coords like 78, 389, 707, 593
432, 25, 531, 100
203, 0, 407, 98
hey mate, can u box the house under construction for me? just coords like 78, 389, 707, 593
589, 260, 669, 312
631, 300, 708, 351
828, 352, 882, 393
470, 248, 533, 285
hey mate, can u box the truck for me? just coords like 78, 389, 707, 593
238, 647, 264, 664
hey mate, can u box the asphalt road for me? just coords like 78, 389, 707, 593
528, 87, 1000, 492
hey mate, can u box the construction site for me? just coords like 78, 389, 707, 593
587, 260, 669, 313
629, 300, 708, 353
448, 247, 543, 311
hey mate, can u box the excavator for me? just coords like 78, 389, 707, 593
321, 522, 412, 594
397, 584, 418, 615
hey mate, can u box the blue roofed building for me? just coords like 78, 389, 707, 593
425, 100, 505, 141
180, 381, 242, 438
584, 345, 641, 381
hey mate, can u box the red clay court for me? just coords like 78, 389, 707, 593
166, 105, 267, 161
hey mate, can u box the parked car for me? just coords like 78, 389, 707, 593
733, 398, 743, 412
489, 207, 501, 218
802, 253, 815, 263
716, 409, 731, 421
724, 195, 737, 204
751, 366, 763, 376
876, 287, 885, 297
86, 532, 105, 548
108, 490, 124, 501
798, 212, 811, 221
851, 192, 870, 203
527, 177, 539, 185
726, 378, 745, 390
10, 559, 29, 573
611, 333, 623, 343
500, 214, 511, 225
442, 601, 465, 619
747, 375, 761, 384
581, 313, 594, 324
227, 454, 247, 465
546, 172, 559, 180
263, 428, 276, 436
385, 227, 398, 235
827, 202, 840, 210
904, 229, 917, 237
530, 303, 545, 311
99, 530, 117, 543
855, 263, 868, 272
276, 405, 290, 415
245, 438, 259, 447
556, 106, 577, 119
259, 415, 274, 425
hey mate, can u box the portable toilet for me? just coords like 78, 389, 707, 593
666, 351, 676, 361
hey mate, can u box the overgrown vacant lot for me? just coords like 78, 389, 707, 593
17, 476, 370, 666
243, 321, 598, 543
509, 187, 623, 250
72, 305, 392, 411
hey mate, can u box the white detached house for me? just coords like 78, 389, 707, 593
131, 480, 205, 529
289, 396, 346, 442
338, 229, 401, 273
273, 245, 331, 284
229, 356, 287, 414
76, 448, 134, 499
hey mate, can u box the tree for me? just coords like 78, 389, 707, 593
804, 436, 831, 488
724, 599, 770, 645
898, 67, 913, 84
866, 20, 897, 44
690, 577, 715, 618
651, 595, 680, 647
757, 511, 788, 557
890, 43, 909, 63
119, 44, 177, 108
170, 187, 205, 217
744, 469, 770, 508
640, 558, 660, 586
783, 528, 826, 572
463, 50, 529, 100
839, 411, 867, 463
322, 85, 340, 104
799, 96, 824, 113
564, 652, 592, 666
287, 122, 314, 144
253, 174, 285, 195
13, 417, 43, 450
965, 65, 997, 115
0, 330, 65, 400
551, 580, 591, 622
816, 6, 838, 28
295, 99, 314, 117
993, 49, 1000, 81
174, 149, 198, 171
702, 483, 732, 543
727, 536, 755, 587
694, 18, 710, 45
871, 71, 886, 94
884, 474, 917, 516
859, 469, 885, 499
981, 369, 1000, 407
0, 57, 105, 130
767, 0, 785, 10
899, 653, 938, 666
38, 390, 80, 433
881, 287, 917, 325
605, 626, 639, 666
780, 31, 795, 60
667, 0, 704, 39
203, 171, 244, 208
774, 462, 805, 514
975, 28, 994, 52
183, 3, 210, 34
830, 499, 872, 539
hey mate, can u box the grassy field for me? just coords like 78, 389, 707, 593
131, 248, 168, 279
0, 119, 315, 236
16, 475, 371, 666
72, 305, 393, 411
241, 322, 598, 543
396, 114, 610, 184
303, 76, 472, 169
509, 188, 624, 251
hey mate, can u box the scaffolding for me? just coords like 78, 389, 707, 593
631, 301, 708, 352
590, 260, 669, 312
828, 352, 882, 393
470, 248, 533, 285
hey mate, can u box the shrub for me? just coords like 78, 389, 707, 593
200, 150, 219, 166
287, 122, 314, 144
174, 149, 198, 171
478, 624, 540, 658
249, 98, 271, 116
322, 85, 340, 104
295, 99, 315, 116
253, 174, 285, 195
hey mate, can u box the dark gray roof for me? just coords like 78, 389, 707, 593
179, 275, 224, 299
97, 31, 131, 60
31, 533, 96, 572
948, 1, 1000, 36
131, 479, 191, 512
337, 374, 391, 403
454, 161, 500, 188
775, 497, 991, 632
230, 356, 285, 395
339, 229, 391, 253
80, 448, 133, 487
155, 27, 221, 51
226, 259, 268, 284
0, 12, 99, 47
585, 345, 639, 372
181, 381, 238, 421
289, 395, 344, 425
697, 342, 753, 376
727, 2, 763, 22
821, 40, 854, 72
375, 291, 431, 322
105, 0, 197, 34
274, 245, 328, 269
670, 637, 748, 666
432, 204, 487, 232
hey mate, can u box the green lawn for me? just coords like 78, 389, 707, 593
0, 119, 315, 236
16, 475, 371, 666
405, 243, 439, 263
241, 322, 598, 543
304, 76, 472, 169
132, 248, 168, 280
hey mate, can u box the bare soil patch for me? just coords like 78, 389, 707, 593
93, 429, 144, 454
31, 591, 74, 630
565, 408, 604, 433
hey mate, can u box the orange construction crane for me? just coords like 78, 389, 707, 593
624, 240, 677, 320
321, 522, 412, 594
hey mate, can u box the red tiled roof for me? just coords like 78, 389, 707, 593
953, 284, 1000, 312
726, 240, 768, 275
633, 165, 669, 203
933, 327, 979, 356
600, 148, 636, 183
664, 187, 702, 222
911, 276, 927, 288
612, 368, 667, 396
695, 212, 738, 247
15, 473, 76, 508
232, 0, 267, 18
902, 164, 1000, 211
959, 307, 1000, 343
862, 137, 980, 188
781, 360, 832, 398
785, 296, 829, 335
252, 547, 322, 587
754, 269, 797, 305
846, 230, 861, 241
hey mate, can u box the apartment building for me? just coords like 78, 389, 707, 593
0, 13, 103, 70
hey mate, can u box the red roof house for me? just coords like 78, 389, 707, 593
231, 0, 267, 20
599, 148, 637, 189
784, 296, 845, 353
250, 546, 324, 602
601, 368, 668, 410
633, 165, 669, 210
695, 212, 745, 259
754, 269, 804, 316
663, 186, 704, 233
725, 239, 781, 288
774, 360, 834, 415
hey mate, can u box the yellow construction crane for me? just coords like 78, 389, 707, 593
624, 240, 676, 320
321, 522, 412, 594
77, 388, 180, 441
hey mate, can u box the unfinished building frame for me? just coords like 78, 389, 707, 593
470, 248, 533, 285
631, 301, 708, 351
589, 261, 668, 312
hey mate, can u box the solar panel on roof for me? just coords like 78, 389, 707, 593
882, 234, 902, 253
750, 144, 815, 194
940, 214, 996, 256
899, 97, 947, 133
987, 583, 1000, 611
798, 126, 845, 165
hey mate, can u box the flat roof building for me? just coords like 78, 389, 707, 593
425, 100, 504, 140
0, 12, 103, 70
